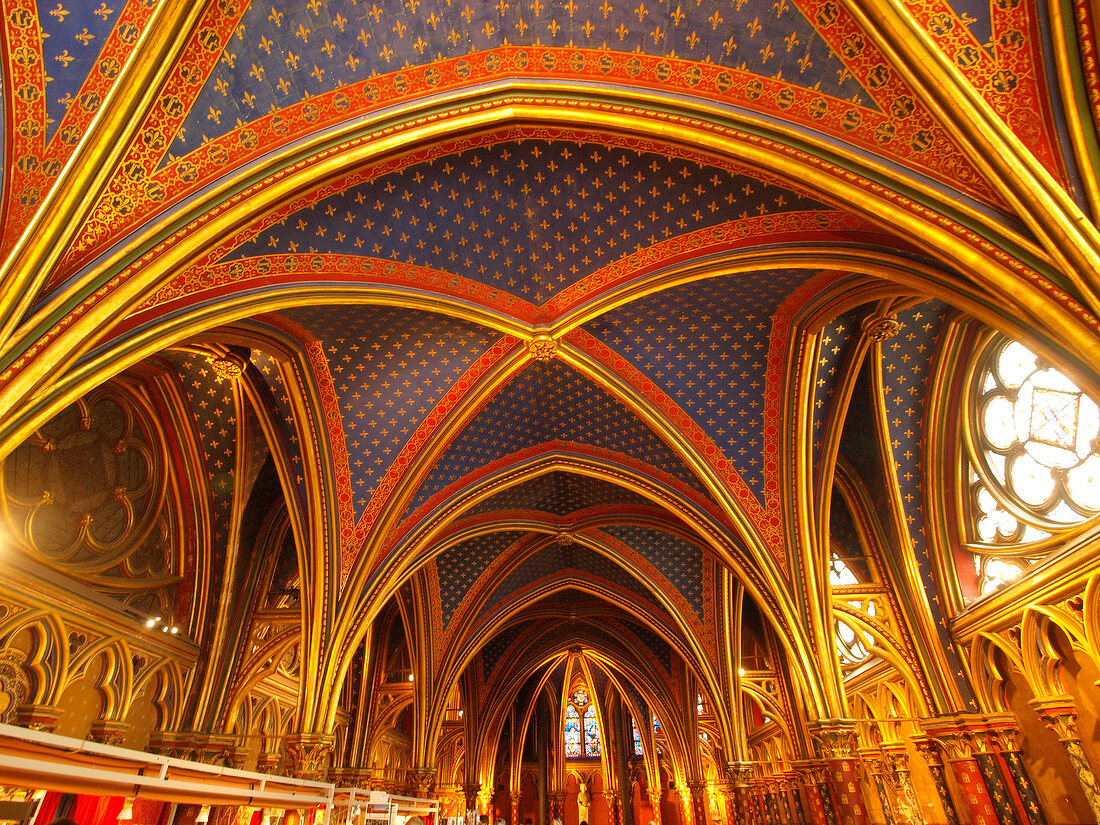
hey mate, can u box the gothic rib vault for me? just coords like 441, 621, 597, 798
2, 0, 1100, 823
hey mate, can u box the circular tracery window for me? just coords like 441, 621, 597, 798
973, 339, 1100, 526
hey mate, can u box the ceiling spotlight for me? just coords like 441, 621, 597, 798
408, 674, 414, 682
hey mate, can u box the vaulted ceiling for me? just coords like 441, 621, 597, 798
2, 0, 1099, 775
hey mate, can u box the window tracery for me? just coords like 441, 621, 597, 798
834, 616, 873, 667
564, 688, 600, 758
967, 337, 1100, 596
565, 704, 582, 757
829, 554, 861, 586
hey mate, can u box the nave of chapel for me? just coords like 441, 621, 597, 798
2, 0, 1100, 823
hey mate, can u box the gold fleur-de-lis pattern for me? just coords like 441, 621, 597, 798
227, 138, 826, 305
171, 0, 866, 155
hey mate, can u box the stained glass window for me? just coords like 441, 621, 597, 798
564, 705, 582, 757
652, 714, 661, 734
632, 718, 642, 755
968, 337, 1100, 596
583, 711, 601, 756
564, 686, 601, 757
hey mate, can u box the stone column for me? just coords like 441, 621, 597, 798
606, 792, 622, 825
921, 722, 1005, 825
464, 784, 483, 815
794, 765, 830, 825
284, 732, 335, 779
750, 785, 767, 825
763, 788, 784, 824
971, 742, 1023, 825
1031, 698, 1100, 824
479, 788, 495, 817
783, 774, 808, 825
717, 785, 736, 825
730, 764, 755, 825
810, 721, 869, 825
860, 751, 896, 825
778, 774, 805, 825
986, 723, 1047, 825
679, 784, 707, 825
512, 795, 521, 825
881, 746, 924, 825
816, 779, 838, 825
645, 790, 662, 825
912, 736, 959, 825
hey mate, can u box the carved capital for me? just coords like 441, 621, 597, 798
198, 733, 238, 765
15, 704, 63, 732
148, 730, 200, 760
406, 767, 437, 796
256, 751, 282, 773
925, 729, 979, 760
726, 761, 755, 787
920, 713, 1015, 759
809, 719, 858, 759
988, 724, 1022, 753
462, 783, 481, 809
89, 719, 131, 746
910, 734, 942, 766
224, 747, 249, 770
0, 654, 30, 725
858, 749, 885, 776
284, 732, 335, 779
792, 761, 829, 784
1029, 696, 1081, 742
